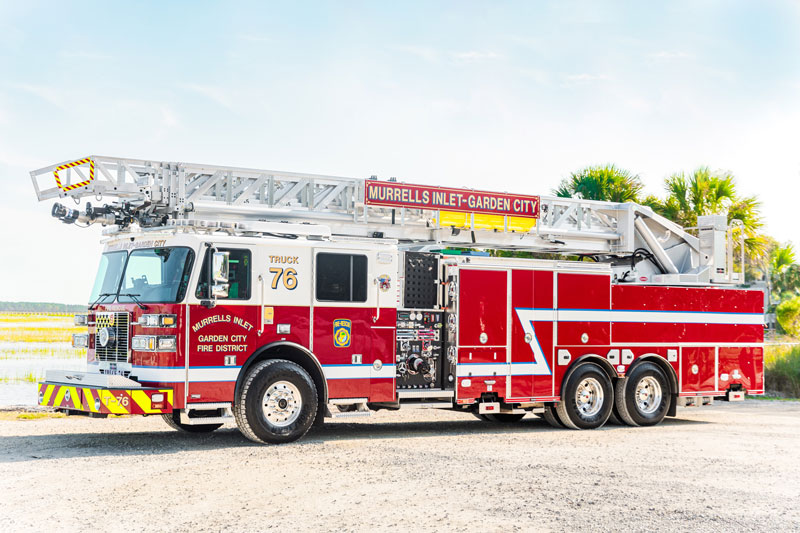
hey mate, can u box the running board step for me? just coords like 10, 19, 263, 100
180, 402, 233, 425
330, 410, 372, 419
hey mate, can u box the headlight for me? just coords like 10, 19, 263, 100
157, 336, 177, 351
72, 333, 89, 348
132, 335, 156, 351
74, 314, 88, 326
132, 335, 176, 352
139, 314, 177, 328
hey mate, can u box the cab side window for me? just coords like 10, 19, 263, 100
196, 248, 251, 300
316, 253, 367, 302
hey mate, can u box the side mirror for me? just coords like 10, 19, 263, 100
211, 283, 229, 298
202, 250, 230, 307
212, 251, 230, 283
211, 252, 230, 299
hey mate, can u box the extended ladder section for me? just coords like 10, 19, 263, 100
30, 155, 744, 285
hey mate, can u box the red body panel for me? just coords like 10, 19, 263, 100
80, 262, 763, 413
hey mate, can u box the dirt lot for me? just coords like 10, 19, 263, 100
1, 401, 798, 532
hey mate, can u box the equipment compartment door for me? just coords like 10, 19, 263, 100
509, 269, 555, 400
456, 268, 509, 401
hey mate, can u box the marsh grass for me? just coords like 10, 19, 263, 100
0, 371, 42, 383
0, 411, 66, 421
764, 344, 800, 397
0, 312, 74, 323
0, 312, 85, 359
0, 323, 84, 343
0, 346, 84, 359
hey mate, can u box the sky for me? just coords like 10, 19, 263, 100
1, 1, 799, 304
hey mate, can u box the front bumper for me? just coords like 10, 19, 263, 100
38, 371, 174, 415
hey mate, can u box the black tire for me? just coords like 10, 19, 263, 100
161, 411, 223, 433
556, 362, 614, 430
483, 413, 526, 423
607, 405, 624, 425
542, 404, 565, 428
235, 359, 318, 444
615, 362, 671, 427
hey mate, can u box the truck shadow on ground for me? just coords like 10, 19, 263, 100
0, 415, 708, 464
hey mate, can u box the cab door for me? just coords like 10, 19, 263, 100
312, 249, 397, 402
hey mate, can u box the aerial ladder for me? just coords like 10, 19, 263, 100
30, 155, 745, 286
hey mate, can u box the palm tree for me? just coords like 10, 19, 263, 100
770, 243, 796, 275
554, 164, 643, 202
769, 243, 799, 300
645, 167, 765, 261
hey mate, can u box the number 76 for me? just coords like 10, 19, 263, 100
269, 267, 298, 290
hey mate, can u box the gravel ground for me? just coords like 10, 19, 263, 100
1, 400, 799, 532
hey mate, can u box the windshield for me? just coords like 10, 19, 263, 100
118, 248, 195, 303
88, 251, 127, 304
88, 247, 195, 304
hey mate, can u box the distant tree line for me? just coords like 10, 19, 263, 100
0, 301, 86, 313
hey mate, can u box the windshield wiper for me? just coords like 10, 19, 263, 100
119, 293, 148, 310
89, 293, 115, 310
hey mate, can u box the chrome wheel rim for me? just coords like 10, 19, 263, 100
262, 381, 302, 427
635, 376, 662, 415
575, 377, 604, 417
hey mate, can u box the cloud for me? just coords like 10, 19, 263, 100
160, 106, 179, 128
394, 45, 440, 62
7, 83, 64, 108
564, 73, 612, 85
178, 84, 234, 109
450, 51, 502, 63
648, 51, 692, 60
236, 34, 271, 43
58, 50, 112, 60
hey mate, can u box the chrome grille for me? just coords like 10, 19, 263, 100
95, 312, 130, 362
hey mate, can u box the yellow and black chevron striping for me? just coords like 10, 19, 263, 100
53, 157, 95, 192
38, 382, 174, 415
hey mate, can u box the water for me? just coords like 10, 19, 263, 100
0, 356, 86, 407
0, 314, 86, 407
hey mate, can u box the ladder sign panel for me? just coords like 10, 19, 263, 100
365, 180, 540, 218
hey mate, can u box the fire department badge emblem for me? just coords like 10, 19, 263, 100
333, 319, 351, 348
378, 274, 391, 292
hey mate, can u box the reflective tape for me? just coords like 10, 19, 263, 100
53, 157, 95, 192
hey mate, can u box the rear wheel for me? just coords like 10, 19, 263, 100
556, 362, 613, 430
161, 411, 223, 433
235, 359, 318, 444
615, 362, 671, 427
542, 404, 565, 428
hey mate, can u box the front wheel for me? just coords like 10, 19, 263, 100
615, 362, 671, 427
556, 362, 613, 430
235, 359, 318, 444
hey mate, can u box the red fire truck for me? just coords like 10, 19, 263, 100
30, 156, 764, 443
